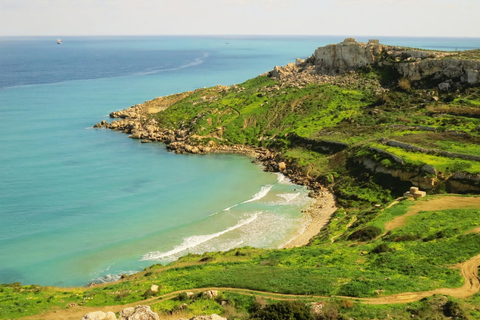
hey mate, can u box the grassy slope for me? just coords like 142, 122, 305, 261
2, 196, 479, 319
3, 57, 480, 319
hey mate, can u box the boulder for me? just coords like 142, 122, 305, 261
118, 305, 159, 320
438, 80, 452, 91
189, 315, 226, 320
150, 284, 159, 293
203, 290, 218, 299
81, 311, 117, 320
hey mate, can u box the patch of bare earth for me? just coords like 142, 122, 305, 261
385, 196, 480, 232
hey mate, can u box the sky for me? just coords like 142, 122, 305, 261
1, 0, 479, 37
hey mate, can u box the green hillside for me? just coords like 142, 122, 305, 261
3, 42, 480, 320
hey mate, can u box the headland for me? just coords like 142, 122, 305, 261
4, 38, 480, 320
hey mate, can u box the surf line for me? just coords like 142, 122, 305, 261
141, 212, 260, 261
223, 184, 273, 211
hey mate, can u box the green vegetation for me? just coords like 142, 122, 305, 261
1, 196, 479, 319
3, 48, 480, 320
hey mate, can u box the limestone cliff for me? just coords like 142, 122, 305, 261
270, 38, 480, 88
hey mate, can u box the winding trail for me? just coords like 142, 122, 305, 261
26, 252, 480, 320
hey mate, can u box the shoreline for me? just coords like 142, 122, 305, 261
282, 191, 336, 248
214, 144, 338, 249
94, 104, 339, 251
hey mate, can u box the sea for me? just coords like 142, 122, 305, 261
1, 35, 479, 287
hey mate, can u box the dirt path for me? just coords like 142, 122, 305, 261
29, 252, 480, 319
385, 196, 480, 232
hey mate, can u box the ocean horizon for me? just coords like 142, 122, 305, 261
1, 35, 479, 287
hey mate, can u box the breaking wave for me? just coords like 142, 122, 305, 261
141, 213, 259, 261
242, 185, 273, 204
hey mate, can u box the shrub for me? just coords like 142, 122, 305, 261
443, 300, 467, 319
348, 226, 382, 241
338, 280, 372, 297
199, 256, 215, 262
339, 299, 354, 309
176, 292, 189, 301
251, 300, 313, 320
370, 244, 394, 254
141, 289, 154, 299
398, 77, 411, 91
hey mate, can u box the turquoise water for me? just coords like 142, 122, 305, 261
1, 36, 479, 287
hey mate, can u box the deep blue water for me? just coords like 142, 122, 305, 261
0, 35, 479, 287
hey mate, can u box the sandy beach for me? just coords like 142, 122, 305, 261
283, 190, 337, 248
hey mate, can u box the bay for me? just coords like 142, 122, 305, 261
0, 35, 479, 286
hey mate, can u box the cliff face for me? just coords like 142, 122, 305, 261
312, 38, 480, 86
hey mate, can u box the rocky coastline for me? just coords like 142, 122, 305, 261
93, 101, 336, 248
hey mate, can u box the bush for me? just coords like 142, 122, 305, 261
338, 280, 372, 297
348, 226, 382, 241
443, 300, 467, 319
370, 244, 394, 254
251, 300, 313, 320
398, 77, 411, 91
176, 292, 189, 301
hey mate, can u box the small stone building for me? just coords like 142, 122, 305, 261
404, 186, 426, 199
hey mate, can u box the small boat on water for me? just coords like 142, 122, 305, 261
57, 38, 62, 44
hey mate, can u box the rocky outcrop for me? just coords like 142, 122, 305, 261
357, 157, 437, 191
202, 290, 218, 299
185, 315, 226, 320
81, 311, 117, 320
269, 38, 480, 88
447, 172, 480, 193
82, 306, 228, 320
314, 39, 387, 74
118, 305, 160, 320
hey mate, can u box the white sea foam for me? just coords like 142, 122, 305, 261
135, 53, 209, 75
278, 193, 300, 203
93, 271, 136, 284
242, 185, 273, 204
275, 172, 292, 184
223, 204, 238, 211
141, 212, 259, 261
223, 184, 272, 211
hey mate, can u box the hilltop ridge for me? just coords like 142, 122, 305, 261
270, 38, 480, 89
